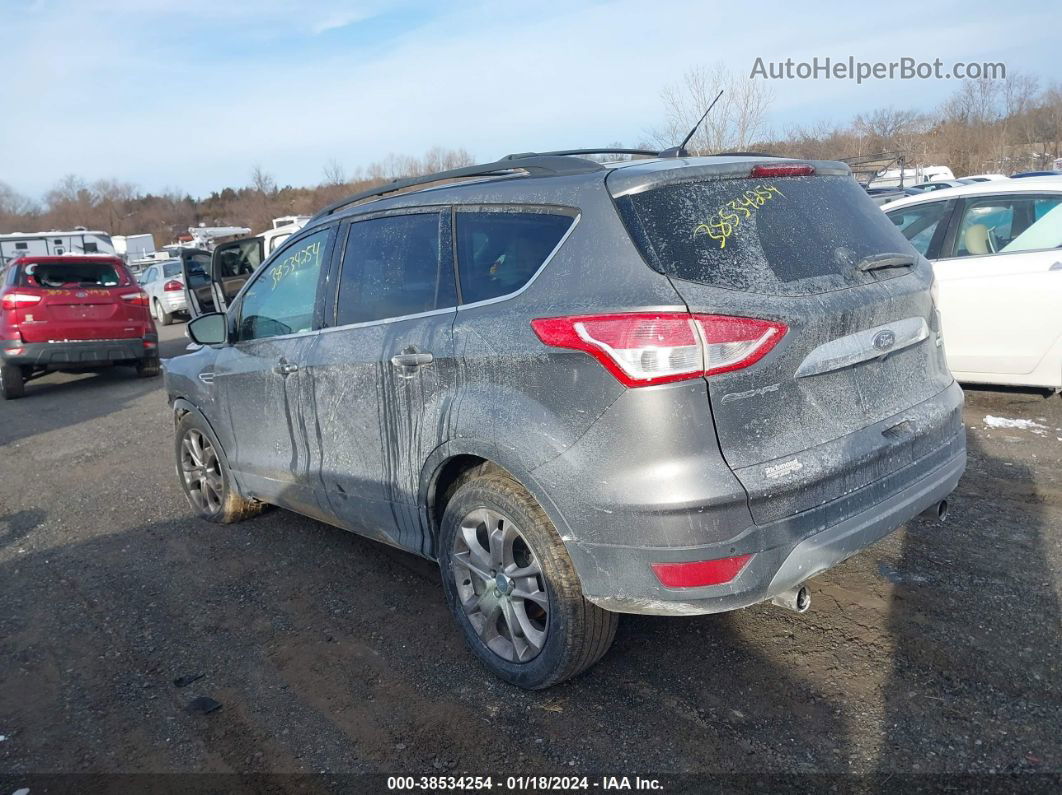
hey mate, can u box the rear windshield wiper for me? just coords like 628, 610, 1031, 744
855, 253, 916, 272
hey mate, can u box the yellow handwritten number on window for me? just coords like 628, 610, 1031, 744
692, 185, 784, 249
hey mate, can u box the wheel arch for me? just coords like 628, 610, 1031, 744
419, 441, 579, 569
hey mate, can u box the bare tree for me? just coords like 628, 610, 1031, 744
652, 63, 774, 154
321, 159, 347, 187
250, 164, 277, 197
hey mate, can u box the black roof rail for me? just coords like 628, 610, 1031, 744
308, 153, 611, 222
502, 148, 661, 159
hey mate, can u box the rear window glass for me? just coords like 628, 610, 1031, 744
162, 262, 182, 278
455, 211, 574, 304
615, 175, 919, 295
20, 261, 124, 288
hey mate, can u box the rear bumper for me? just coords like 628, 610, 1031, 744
579, 446, 964, 615
157, 291, 187, 313
535, 379, 966, 616
0, 338, 157, 367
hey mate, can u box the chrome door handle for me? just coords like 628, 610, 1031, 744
273, 362, 299, 375
390, 352, 434, 368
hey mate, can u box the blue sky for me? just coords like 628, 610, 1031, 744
1, 0, 1056, 198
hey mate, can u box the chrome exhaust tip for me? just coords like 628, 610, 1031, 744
920, 500, 948, 522
771, 584, 811, 613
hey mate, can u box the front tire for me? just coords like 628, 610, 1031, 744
175, 412, 264, 523
439, 472, 617, 689
0, 362, 25, 399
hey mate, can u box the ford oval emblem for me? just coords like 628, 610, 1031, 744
873, 329, 896, 351
75, 291, 87, 298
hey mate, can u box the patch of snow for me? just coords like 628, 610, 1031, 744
983, 415, 1048, 434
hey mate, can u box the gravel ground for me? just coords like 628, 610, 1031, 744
0, 322, 1059, 789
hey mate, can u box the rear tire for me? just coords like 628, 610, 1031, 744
175, 412, 265, 524
136, 356, 161, 378
155, 300, 174, 326
0, 363, 25, 399
438, 472, 618, 689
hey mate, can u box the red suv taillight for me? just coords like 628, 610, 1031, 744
120, 291, 149, 306
530, 313, 787, 387
163, 280, 183, 292
1, 291, 43, 311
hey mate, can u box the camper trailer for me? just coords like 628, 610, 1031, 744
0, 229, 115, 267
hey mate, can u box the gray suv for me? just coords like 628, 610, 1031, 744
165, 150, 965, 689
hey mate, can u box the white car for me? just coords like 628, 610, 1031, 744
884, 177, 1062, 389
138, 259, 188, 326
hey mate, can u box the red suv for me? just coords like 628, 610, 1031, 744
0, 255, 159, 399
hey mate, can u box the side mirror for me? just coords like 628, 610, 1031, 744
187, 312, 228, 346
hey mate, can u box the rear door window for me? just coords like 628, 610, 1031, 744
615, 175, 918, 295
20, 261, 125, 288
454, 210, 575, 304
336, 212, 454, 325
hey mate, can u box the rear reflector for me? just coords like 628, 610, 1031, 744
6, 346, 25, 356
651, 555, 753, 588
749, 164, 815, 178
531, 313, 786, 387
163, 280, 183, 292
1, 292, 43, 310
120, 291, 149, 306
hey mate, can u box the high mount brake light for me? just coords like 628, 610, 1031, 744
749, 164, 815, 178
1, 292, 43, 310
530, 313, 787, 387
163, 280, 183, 292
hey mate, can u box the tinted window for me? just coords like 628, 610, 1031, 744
886, 201, 950, 256
20, 261, 124, 288
336, 213, 453, 325
162, 262, 182, 278
237, 229, 329, 341
616, 175, 918, 295
455, 211, 572, 304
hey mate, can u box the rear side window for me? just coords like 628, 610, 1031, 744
616, 175, 919, 295
336, 212, 454, 325
886, 201, 951, 256
19, 261, 124, 288
455, 211, 574, 304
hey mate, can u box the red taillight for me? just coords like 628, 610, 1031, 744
651, 555, 753, 588
531, 313, 786, 387
749, 164, 815, 178
120, 291, 149, 306
163, 280, 183, 292
1, 291, 43, 311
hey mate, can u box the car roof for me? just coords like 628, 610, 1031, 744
881, 176, 1062, 211
307, 153, 850, 228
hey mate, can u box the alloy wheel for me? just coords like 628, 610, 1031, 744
180, 429, 224, 513
451, 507, 550, 663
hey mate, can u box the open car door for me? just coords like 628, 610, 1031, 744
180, 238, 264, 319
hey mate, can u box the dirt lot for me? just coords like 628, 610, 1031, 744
1, 322, 1059, 788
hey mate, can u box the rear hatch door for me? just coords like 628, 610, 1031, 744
15, 260, 145, 342
611, 162, 956, 524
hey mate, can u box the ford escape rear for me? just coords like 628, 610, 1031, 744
165, 150, 965, 688
1, 255, 159, 398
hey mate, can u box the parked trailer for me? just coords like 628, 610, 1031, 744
0, 230, 115, 267
112, 234, 156, 262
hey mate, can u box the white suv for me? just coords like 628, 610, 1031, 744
885, 177, 1062, 389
